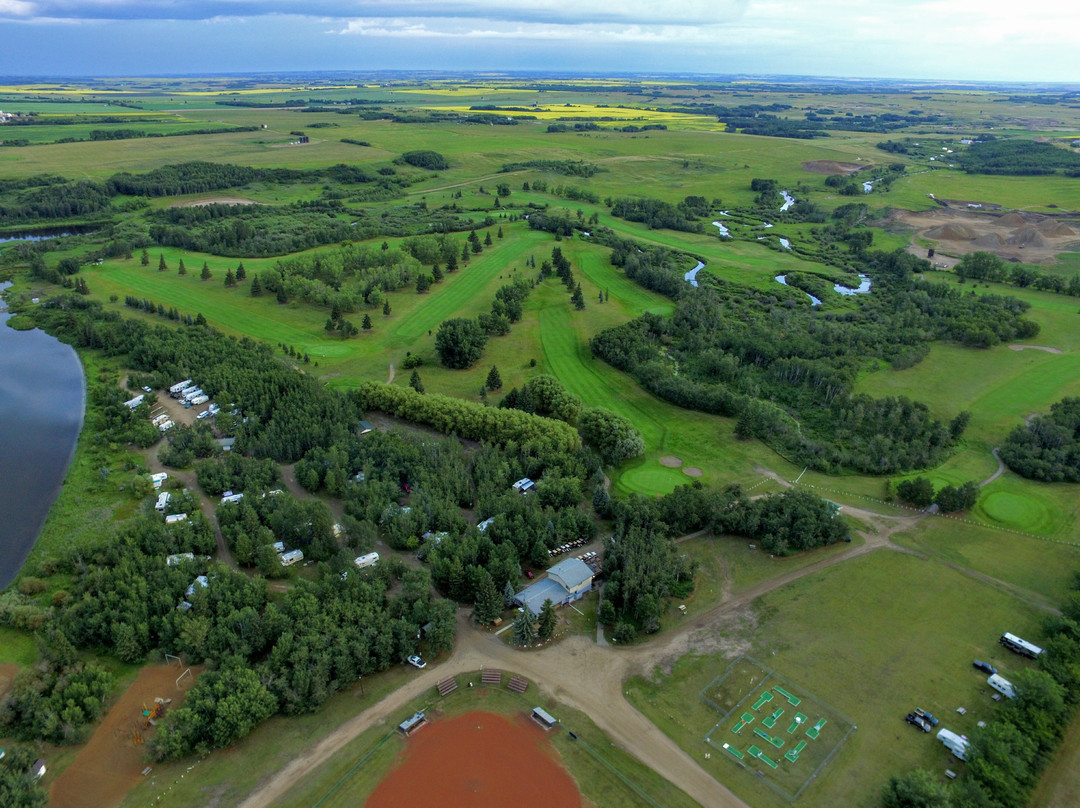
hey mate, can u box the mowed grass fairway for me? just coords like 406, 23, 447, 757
626, 551, 1050, 808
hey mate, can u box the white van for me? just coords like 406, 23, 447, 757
936, 728, 970, 760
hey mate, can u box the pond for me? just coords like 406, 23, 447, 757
0, 225, 98, 244
0, 285, 86, 589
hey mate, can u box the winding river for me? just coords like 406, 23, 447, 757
775, 275, 822, 306
0, 284, 86, 589
685, 261, 706, 287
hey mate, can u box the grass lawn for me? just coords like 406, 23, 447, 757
271, 672, 702, 808
626, 551, 1050, 808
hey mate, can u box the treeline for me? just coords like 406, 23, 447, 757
610, 241, 695, 299
598, 484, 848, 639
593, 249, 1037, 473
350, 381, 582, 453
959, 139, 1080, 176
609, 196, 706, 233
955, 251, 1080, 297
500, 159, 602, 177
1000, 398, 1080, 482
880, 572, 1080, 808
0, 179, 113, 224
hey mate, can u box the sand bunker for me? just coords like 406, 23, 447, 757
659, 456, 683, 468
1009, 344, 1063, 354
683, 467, 704, 477
367, 712, 581, 808
801, 160, 864, 175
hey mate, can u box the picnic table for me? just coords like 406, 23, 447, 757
751, 690, 774, 711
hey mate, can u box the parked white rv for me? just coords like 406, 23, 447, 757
936, 728, 970, 760
124, 395, 145, 410
165, 513, 188, 525
150, 472, 168, 489
281, 550, 304, 567
220, 492, 244, 504
988, 674, 1017, 699
182, 387, 204, 402
152, 413, 170, 427
158, 420, 174, 432
166, 552, 195, 566
269, 541, 285, 553
170, 379, 193, 396
189, 395, 209, 406
155, 492, 171, 512
354, 552, 380, 569
1000, 632, 1044, 659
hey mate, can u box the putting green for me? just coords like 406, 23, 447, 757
978, 490, 1051, 532
618, 462, 691, 495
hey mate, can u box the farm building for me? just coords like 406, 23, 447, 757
514, 557, 594, 616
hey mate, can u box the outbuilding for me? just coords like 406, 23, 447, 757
531, 707, 558, 730
399, 711, 427, 735
358, 420, 374, 436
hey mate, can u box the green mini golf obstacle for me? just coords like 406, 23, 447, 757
773, 685, 801, 706
762, 707, 784, 728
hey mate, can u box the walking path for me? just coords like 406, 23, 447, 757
980, 448, 1006, 487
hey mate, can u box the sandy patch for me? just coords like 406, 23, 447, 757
50, 664, 201, 808
683, 467, 703, 477
170, 196, 257, 208
1009, 344, 1063, 354
801, 160, 864, 175
659, 456, 683, 468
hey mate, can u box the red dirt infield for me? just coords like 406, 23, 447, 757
50, 664, 201, 808
366, 711, 582, 808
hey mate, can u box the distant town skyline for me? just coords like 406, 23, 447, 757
0, 1, 1076, 82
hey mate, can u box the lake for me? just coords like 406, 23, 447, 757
0, 285, 86, 589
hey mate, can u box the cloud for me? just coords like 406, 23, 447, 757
0, 0, 34, 16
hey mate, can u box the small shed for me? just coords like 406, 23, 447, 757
512, 477, 535, 494
216, 437, 236, 452
31, 759, 46, 779
358, 420, 374, 436
531, 707, 557, 730
399, 711, 427, 735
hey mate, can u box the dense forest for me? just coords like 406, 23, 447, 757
593, 248, 1038, 473
959, 139, 1080, 176
1000, 398, 1080, 482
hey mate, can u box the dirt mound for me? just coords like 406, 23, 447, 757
801, 160, 863, 175
50, 664, 201, 808
996, 211, 1029, 227
1006, 226, 1049, 247
659, 456, 683, 468
367, 712, 581, 808
1038, 220, 1077, 237
926, 223, 977, 240
973, 233, 1006, 248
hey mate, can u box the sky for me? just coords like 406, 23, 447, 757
0, 0, 1077, 81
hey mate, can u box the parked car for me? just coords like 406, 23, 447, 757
905, 713, 932, 732
407, 654, 426, 669
914, 708, 939, 727
973, 660, 998, 675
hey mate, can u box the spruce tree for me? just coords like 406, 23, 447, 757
431, 263, 443, 282
200, 262, 211, 281
158, 254, 167, 271
362, 313, 372, 330
236, 262, 246, 280
512, 608, 537, 646
497, 226, 504, 239
461, 243, 470, 264
383, 300, 391, 316
502, 580, 517, 608
250, 274, 262, 296
195, 312, 207, 326
571, 284, 586, 310
276, 286, 287, 304
325, 317, 336, 333
416, 274, 431, 293
473, 570, 501, 625
486, 365, 503, 391
224, 267, 236, 286
446, 252, 458, 272
538, 599, 557, 641
409, 370, 425, 394
141, 249, 149, 266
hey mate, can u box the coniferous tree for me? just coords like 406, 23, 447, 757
195, 312, 207, 326
503, 580, 517, 608
141, 248, 150, 266
538, 599, 557, 641
224, 268, 236, 287
446, 252, 458, 272
486, 365, 503, 391
497, 226, 504, 239
383, 300, 391, 316
276, 286, 287, 304
200, 262, 211, 281
571, 284, 586, 310
512, 608, 537, 646
362, 313, 372, 330
236, 263, 246, 280
409, 370, 425, 394
431, 263, 443, 282
473, 570, 502, 625
484, 231, 493, 246
416, 274, 431, 293
461, 243, 470, 264
250, 274, 262, 296
158, 254, 167, 271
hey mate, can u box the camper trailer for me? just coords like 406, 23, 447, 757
1000, 632, 1044, 659
155, 492, 171, 512
988, 674, 1017, 700
280, 550, 304, 567
354, 552, 380, 569
936, 728, 970, 761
